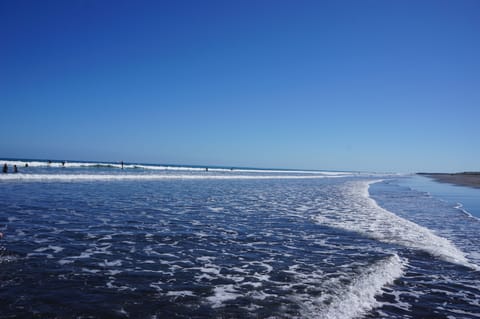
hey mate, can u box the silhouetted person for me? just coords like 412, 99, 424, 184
25, 163, 29, 167
205, 167, 209, 172
2, 164, 7, 173
121, 161, 124, 169
13, 165, 18, 173
62, 161, 66, 167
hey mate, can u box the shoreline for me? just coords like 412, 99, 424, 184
417, 172, 480, 189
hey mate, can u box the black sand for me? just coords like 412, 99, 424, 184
418, 172, 480, 189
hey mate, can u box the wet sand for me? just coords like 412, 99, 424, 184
418, 172, 480, 189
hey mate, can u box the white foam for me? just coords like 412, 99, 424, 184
0, 255, 18, 263
34, 245, 64, 254
313, 180, 479, 270
99, 259, 122, 267
198, 264, 221, 276
1, 160, 60, 167
207, 285, 242, 308
300, 254, 406, 319
82, 268, 101, 274
0, 159, 354, 175
197, 256, 216, 263
27, 252, 54, 259
207, 207, 224, 213
0, 173, 346, 181
58, 259, 74, 265
455, 203, 480, 222
150, 281, 163, 292
115, 308, 129, 317
106, 280, 136, 291
166, 290, 196, 297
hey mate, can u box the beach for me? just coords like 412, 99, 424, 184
418, 172, 480, 189
1, 160, 480, 318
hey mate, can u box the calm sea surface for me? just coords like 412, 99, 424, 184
1, 160, 479, 318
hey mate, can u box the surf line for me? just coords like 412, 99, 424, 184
314, 180, 480, 271
454, 203, 480, 222
304, 254, 406, 319
0, 173, 347, 181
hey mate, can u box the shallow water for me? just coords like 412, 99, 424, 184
0, 161, 479, 318
397, 175, 480, 219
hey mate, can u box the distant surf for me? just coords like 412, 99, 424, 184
0, 159, 353, 175
0, 158, 366, 181
0, 173, 355, 181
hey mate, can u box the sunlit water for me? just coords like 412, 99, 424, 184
0, 161, 479, 318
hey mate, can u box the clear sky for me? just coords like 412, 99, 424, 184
1, 0, 479, 172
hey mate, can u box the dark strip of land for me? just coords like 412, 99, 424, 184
418, 172, 480, 189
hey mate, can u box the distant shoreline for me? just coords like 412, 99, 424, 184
418, 172, 480, 189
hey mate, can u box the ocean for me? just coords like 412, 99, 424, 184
0, 160, 479, 319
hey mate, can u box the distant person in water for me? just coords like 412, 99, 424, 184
121, 161, 124, 169
62, 161, 66, 167
205, 167, 209, 172
13, 165, 18, 173
25, 163, 29, 167
2, 164, 7, 173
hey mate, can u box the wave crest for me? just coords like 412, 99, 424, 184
299, 254, 406, 319
314, 180, 479, 270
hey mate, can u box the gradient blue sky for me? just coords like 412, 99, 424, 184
1, 0, 479, 172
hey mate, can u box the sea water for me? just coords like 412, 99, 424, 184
0, 160, 479, 318
396, 175, 480, 220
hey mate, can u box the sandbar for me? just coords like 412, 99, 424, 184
418, 172, 480, 189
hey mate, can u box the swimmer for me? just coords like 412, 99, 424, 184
2, 164, 7, 173
13, 165, 18, 173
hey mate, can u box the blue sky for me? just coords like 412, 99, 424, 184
1, 0, 479, 172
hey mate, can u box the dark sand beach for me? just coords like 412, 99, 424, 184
418, 172, 480, 189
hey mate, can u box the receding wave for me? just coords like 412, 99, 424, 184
455, 203, 480, 222
313, 180, 479, 270
298, 254, 406, 319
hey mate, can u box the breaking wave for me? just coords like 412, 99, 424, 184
0, 159, 353, 175
299, 254, 406, 319
0, 173, 348, 181
313, 180, 479, 270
